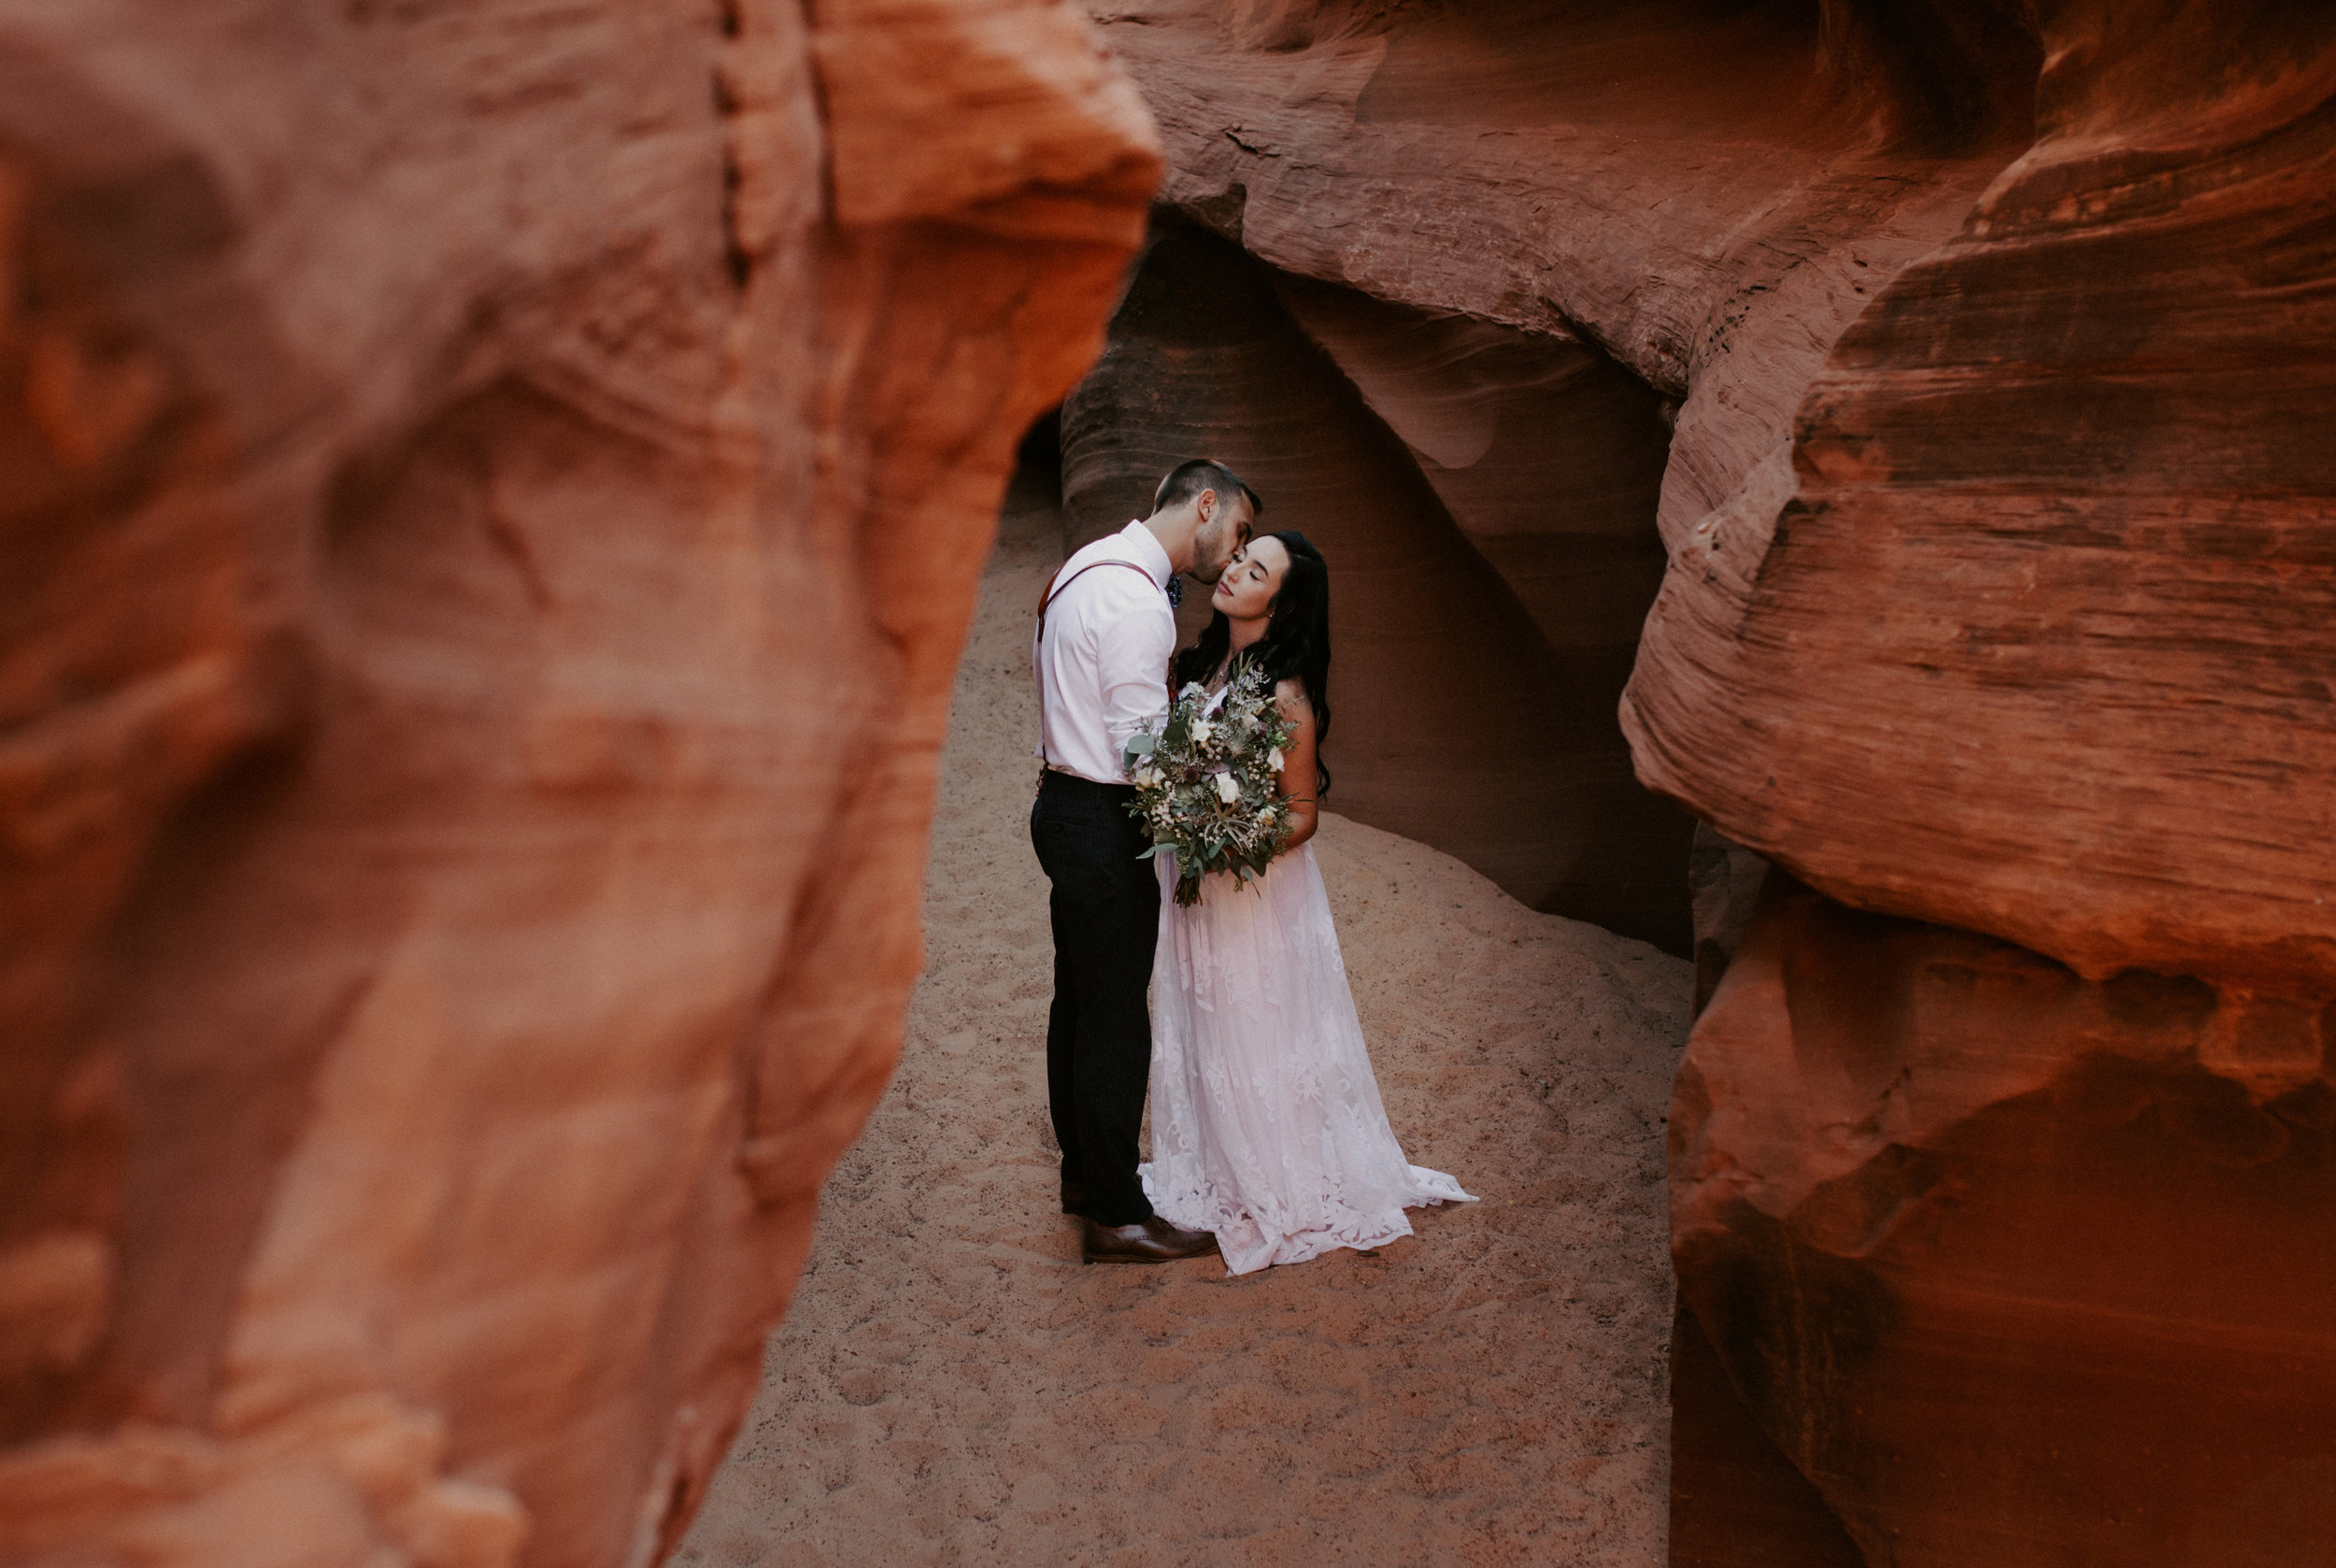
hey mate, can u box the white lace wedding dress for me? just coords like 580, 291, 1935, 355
1140, 827, 1475, 1275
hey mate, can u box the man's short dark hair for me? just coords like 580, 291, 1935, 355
1152, 459, 1262, 520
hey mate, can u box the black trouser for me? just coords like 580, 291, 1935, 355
1030, 770, 1158, 1227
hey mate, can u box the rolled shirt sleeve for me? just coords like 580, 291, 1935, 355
1095, 587, 1175, 777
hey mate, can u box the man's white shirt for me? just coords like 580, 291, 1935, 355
1033, 520, 1175, 784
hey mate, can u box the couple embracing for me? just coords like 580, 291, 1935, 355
1030, 459, 1473, 1274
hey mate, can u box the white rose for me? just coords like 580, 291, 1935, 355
1267, 747, 1284, 772
1215, 771, 1240, 805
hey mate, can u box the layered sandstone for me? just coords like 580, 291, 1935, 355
1644, 8, 2336, 1561
0, 4, 1153, 1565
1087, 3, 2336, 1564
1093, 0, 2040, 546
1067, 0, 2043, 949
1674, 879, 2336, 1567
1625, 2, 2336, 996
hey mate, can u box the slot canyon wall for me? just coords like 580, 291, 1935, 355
1056, 0, 2049, 951
1059, 220, 1690, 948
1080, 1, 2336, 1563
0, 3, 1153, 1565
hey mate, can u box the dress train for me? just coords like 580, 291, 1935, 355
1141, 841, 1474, 1275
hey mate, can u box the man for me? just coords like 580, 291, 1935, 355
1031, 459, 1261, 1263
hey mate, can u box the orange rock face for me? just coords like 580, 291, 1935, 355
1089, 3, 2336, 1562
1625, 2, 2336, 996
0, 3, 1153, 1564
1065, 0, 2046, 949
1624, 4, 2336, 1561
1094, 0, 2040, 548
1674, 879, 2336, 1567
1060, 221, 1689, 944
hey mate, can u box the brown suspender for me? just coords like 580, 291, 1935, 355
1033, 559, 1161, 642
1034, 558, 1165, 776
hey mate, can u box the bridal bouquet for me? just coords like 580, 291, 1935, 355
1123, 661, 1297, 907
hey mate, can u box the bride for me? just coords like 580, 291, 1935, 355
1141, 531, 1474, 1274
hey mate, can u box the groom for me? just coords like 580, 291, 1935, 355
1032, 459, 1261, 1263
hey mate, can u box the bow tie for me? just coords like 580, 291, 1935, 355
1166, 577, 1183, 608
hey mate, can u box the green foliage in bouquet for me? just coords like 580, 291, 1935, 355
1122, 660, 1298, 907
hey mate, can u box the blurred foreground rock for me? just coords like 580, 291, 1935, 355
0, 3, 1153, 1563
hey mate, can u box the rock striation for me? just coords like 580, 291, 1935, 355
0, 3, 1153, 1565
1644, 7, 2336, 1561
1625, 1, 2336, 998
1087, 2, 2336, 1563
1674, 878, 2336, 1568
1095, 0, 2041, 549
1068, 0, 2047, 950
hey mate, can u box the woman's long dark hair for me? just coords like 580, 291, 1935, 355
1173, 530, 1332, 796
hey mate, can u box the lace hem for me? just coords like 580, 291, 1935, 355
1141, 1156, 1476, 1276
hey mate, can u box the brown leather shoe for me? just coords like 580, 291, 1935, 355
1082, 1216, 1220, 1265
1061, 1180, 1089, 1219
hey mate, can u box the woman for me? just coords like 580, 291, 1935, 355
1140, 531, 1474, 1274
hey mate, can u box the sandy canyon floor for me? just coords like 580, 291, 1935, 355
677, 488, 1692, 1567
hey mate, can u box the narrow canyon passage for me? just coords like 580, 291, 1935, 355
679, 484, 1692, 1566
13, 9, 2330, 1566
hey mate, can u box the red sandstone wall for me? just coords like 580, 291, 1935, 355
1626, 2, 2336, 995
1097, 0, 2040, 549
1674, 880, 2336, 1566
8, 0, 2328, 1560
0, 4, 1153, 1563
1089, 3, 2336, 1563
1639, 6, 2336, 1561
1065, 0, 2048, 949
